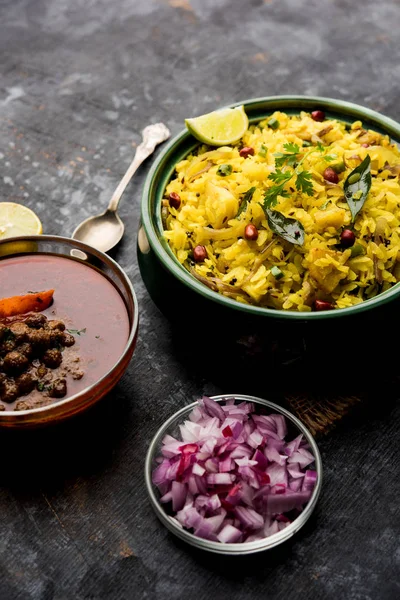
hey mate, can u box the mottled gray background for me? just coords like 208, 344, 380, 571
1, 1, 400, 599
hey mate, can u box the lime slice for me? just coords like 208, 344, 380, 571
0, 202, 43, 239
185, 105, 249, 146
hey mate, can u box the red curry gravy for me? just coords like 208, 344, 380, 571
0, 254, 130, 411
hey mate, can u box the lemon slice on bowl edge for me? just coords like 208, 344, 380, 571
185, 105, 249, 146
0, 202, 42, 256
0, 202, 42, 239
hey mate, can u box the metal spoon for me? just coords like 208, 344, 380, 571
71, 123, 171, 252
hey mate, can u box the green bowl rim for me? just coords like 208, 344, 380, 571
141, 95, 400, 321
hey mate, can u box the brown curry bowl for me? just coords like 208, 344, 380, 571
0, 235, 139, 428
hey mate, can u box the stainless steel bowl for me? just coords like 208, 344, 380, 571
145, 393, 323, 555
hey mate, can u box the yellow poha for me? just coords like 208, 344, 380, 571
162, 111, 400, 312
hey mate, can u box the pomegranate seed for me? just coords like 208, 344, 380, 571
169, 192, 181, 209
239, 147, 255, 159
314, 300, 334, 311
193, 245, 207, 262
311, 110, 325, 122
361, 143, 369, 148
323, 167, 339, 184
340, 229, 356, 248
244, 224, 258, 241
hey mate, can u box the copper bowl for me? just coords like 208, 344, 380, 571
0, 235, 139, 428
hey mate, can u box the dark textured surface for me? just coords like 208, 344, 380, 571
1, 1, 400, 599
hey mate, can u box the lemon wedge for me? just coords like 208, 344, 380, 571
0, 202, 42, 239
185, 105, 249, 146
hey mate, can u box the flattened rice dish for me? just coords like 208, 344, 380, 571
162, 109, 400, 311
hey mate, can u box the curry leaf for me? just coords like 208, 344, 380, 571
265, 208, 305, 245
344, 155, 372, 222
237, 186, 256, 217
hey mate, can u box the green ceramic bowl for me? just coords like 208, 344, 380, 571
139, 96, 400, 327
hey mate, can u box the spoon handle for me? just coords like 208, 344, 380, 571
107, 123, 171, 213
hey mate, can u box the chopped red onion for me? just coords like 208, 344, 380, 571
217, 524, 242, 543
152, 397, 317, 544
302, 469, 318, 492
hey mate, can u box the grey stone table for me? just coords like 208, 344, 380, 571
1, 1, 399, 598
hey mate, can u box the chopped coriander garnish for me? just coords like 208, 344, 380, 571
295, 170, 314, 195
66, 328, 87, 336
263, 174, 291, 208
261, 142, 319, 246
37, 382, 45, 392
274, 143, 300, 168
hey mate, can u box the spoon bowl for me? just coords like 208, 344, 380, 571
72, 210, 124, 253
72, 123, 171, 252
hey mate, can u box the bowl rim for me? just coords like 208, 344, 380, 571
0, 234, 139, 420
141, 94, 400, 321
144, 393, 323, 555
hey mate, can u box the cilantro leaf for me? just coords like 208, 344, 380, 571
323, 154, 337, 163
295, 170, 314, 196
283, 142, 300, 154
275, 153, 297, 168
268, 170, 292, 184
316, 142, 325, 152
263, 184, 290, 209
274, 143, 300, 168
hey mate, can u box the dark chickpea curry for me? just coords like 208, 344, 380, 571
0, 313, 83, 410
0, 254, 130, 412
